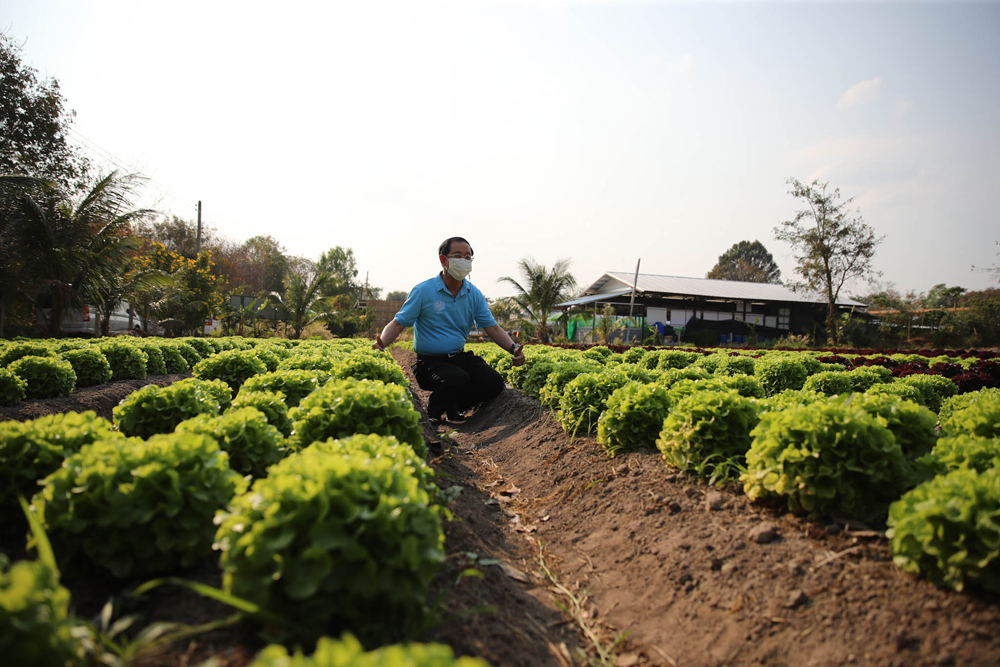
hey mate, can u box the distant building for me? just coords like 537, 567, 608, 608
555, 272, 867, 345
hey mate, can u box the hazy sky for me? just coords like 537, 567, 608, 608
6, 1, 999, 300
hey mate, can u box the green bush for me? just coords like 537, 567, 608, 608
277, 352, 345, 374
521, 360, 559, 399
183, 338, 215, 358
538, 362, 601, 411
309, 434, 436, 496
657, 390, 760, 479
97, 341, 148, 381
174, 376, 232, 411
617, 364, 653, 384
692, 353, 727, 374
58, 348, 112, 387
846, 366, 893, 392
249, 633, 489, 667
801, 371, 852, 397
8, 356, 76, 399
0, 342, 54, 367
0, 556, 84, 667
165, 341, 202, 368
582, 345, 613, 362
637, 350, 664, 370
557, 370, 632, 436
597, 382, 672, 457
917, 435, 1000, 477
193, 349, 268, 393
656, 350, 701, 370
240, 370, 325, 408
714, 355, 756, 376
865, 382, 925, 405
664, 378, 731, 404
33, 433, 247, 578
289, 379, 425, 457
758, 389, 824, 414
113, 381, 222, 439
653, 366, 712, 389
939, 398, 1000, 439
133, 341, 167, 376
754, 357, 808, 397
938, 388, 1000, 423
253, 347, 282, 373
896, 375, 958, 413
215, 441, 445, 644
742, 401, 909, 522
232, 390, 293, 437
0, 412, 121, 509
716, 374, 765, 399
158, 344, 191, 374
887, 466, 1000, 593
620, 347, 648, 364
848, 393, 938, 460
0, 368, 27, 405
331, 353, 408, 387
176, 407, 289, 477
491, 354, 513, 384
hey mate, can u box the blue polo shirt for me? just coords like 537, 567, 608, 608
394, 273, 497, 356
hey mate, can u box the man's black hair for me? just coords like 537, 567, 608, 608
439, 237, 474, 257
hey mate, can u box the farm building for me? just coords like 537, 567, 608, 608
555, 271, 868, 345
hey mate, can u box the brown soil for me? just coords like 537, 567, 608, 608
3, 354, 999, 667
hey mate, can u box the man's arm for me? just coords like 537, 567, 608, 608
373, 319, 407, 351
483, 324, 526, 367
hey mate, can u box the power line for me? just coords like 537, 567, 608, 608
66, 127, 193, 215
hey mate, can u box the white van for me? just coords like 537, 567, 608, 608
36, 299, 132, 337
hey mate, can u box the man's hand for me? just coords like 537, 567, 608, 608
372, 334, 386, 351
512, 345, 526, 367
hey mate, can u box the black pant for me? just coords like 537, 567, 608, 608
412, 351, 505, 418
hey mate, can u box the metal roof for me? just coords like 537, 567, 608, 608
554, 288, 633, 309
578, 272, 867, 308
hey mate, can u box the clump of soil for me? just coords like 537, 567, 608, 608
2, 351, 998, 667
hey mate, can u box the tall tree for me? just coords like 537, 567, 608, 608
212, 235, 289, 296
385, 290, 409, 301
775, 178, 883, 344
1, 172, 153, 336
923, 284, 966, 310
0, 32, 90, 191
498, 258, 577, 344
135, 214, 218, 259
316, 246, 360, 298
267, 266, 336, 339
706, 240, 782, 284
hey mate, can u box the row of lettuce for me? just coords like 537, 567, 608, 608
0, 336, 238, 404
1, 337, 489, 667
460, 342, 1000, 596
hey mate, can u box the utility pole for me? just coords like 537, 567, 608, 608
628, 258, 641, 319
196, 201, 202, 254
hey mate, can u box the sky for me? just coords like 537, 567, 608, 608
5, 0, 1000, 301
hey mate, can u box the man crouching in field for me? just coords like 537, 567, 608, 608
373, 236, 525, 425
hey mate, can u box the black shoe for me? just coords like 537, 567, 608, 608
428, 415, 444, 428
446, 409, 466, 423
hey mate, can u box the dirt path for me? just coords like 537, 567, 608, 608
393, 348, 1000, 667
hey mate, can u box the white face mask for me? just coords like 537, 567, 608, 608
446, 257, 473, 281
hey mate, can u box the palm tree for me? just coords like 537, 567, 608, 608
267, 268, 337, 339
1, 172, 153, 336
498, 258, 577, 344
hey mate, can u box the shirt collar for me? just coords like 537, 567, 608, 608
436, 272, 469, 295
